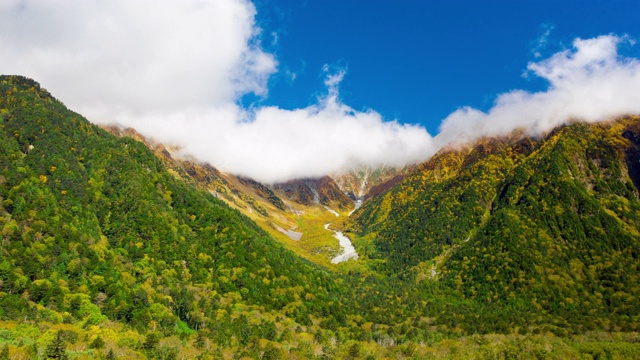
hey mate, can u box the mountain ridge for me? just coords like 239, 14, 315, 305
346, 116, 640, 332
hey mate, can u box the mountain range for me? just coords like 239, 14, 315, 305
0, 75, 638, 359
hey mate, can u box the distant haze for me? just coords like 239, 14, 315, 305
1, 1, 640, 183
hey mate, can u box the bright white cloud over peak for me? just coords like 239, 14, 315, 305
124, 79, 435, 184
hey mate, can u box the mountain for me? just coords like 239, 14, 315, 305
273, 177, 353, 213
0, 75, 352, 358
104, 126, 286, 216
1, 75, 639, 358
103, 126, 361, 267
103, 127, 406, 232
346, 117, 640, 331
330, 166, 409, 210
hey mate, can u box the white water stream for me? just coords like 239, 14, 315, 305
325, 223, 359, 264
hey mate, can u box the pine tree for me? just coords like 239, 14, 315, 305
143, 333, 159, 351
348, 342, 360, 359
30, 343, 38, 359
195, 331, 205, 349
89, 335, 105, 349
45, 331, 69, 359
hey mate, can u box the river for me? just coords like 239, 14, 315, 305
325, 223, 359, 264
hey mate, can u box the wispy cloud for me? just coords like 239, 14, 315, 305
322, 64, 347, 89
531, 23, 555, 58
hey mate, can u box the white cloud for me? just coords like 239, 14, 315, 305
0, 0, 276, 114
322, 65, 347, 89
0, 0, 434, 183
122, 77, 434, 183
437, 35, 640, 147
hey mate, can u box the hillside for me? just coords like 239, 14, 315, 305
1, 75, 639, 358
0, 75, 352, 358
347, 118, 640, 332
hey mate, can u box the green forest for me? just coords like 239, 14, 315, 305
346, 116, 640, 343
0, 75, 639, 359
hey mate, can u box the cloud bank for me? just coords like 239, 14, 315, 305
437, 35, 640, 147
125, 77, 434, 183
0, 0, 434, 183
1, 1, 640, 183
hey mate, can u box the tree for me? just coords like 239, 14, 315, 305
348, 342, 360, 359
143, 332, 159, 351
0, 344, 9, 360
106, 348, 117, 360
262, 343, 282, 360
30, 343, 39, 359
45, 331, 69, 359
195, 331, 205, 349
89, 335, 105, 349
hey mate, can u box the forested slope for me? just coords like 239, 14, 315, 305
348, 118, 640, 332
1, 75, 639, 358
0, 75, 348, 358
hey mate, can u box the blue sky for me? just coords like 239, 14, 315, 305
251, 0, 640, 134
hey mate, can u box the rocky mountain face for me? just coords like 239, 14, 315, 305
330, 166, 409, 205
273, 177, 353, 213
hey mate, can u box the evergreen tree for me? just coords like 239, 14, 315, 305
30, 343, 39, 359
195, 331, 205, 349
45, 331, 69, 359
348, 342, 360, 359
89, 335, 105, 349
0, 344, 9, 360
143, 333, 159, 351
262, 343, 282, 360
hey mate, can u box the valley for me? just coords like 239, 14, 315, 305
105, 124, 381, 269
